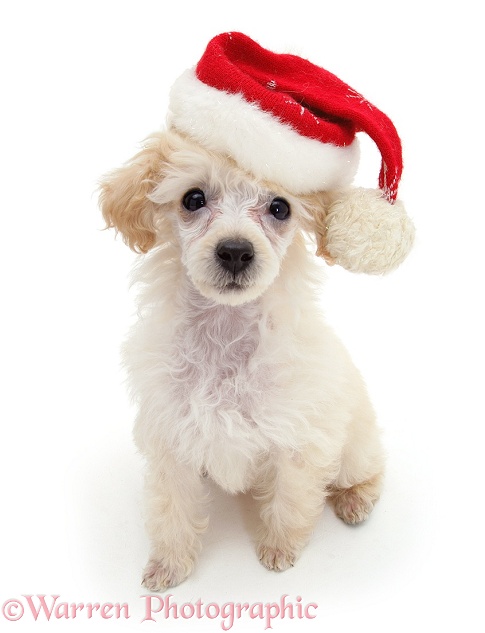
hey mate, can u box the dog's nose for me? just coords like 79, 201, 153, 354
216, 239, 254, 274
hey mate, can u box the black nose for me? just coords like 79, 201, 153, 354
216, 239, 254, 274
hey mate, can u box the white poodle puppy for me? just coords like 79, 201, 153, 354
100, 130, 386, 591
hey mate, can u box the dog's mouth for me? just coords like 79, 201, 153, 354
198, 272, 268, 306
219, 280, 245, 292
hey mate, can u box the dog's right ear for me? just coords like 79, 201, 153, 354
99, 132, 169, 253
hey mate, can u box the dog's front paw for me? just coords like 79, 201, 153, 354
332, 485, 375, 525
142, 557, 193, 591
257, 544, 296, 572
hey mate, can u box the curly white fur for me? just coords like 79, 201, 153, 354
100, 131, 386, 590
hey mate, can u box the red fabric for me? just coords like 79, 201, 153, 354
196, 32, 402, 201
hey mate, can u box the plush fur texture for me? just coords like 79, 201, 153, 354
319, 188, 415, 274
100, 130, 385, 590
169, 69, 360, 194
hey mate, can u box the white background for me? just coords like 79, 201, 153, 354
1, 1, 483, 631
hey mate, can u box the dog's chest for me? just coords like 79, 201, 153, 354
169, 301, 271, 424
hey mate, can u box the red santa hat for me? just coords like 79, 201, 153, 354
168, 32, 414, 274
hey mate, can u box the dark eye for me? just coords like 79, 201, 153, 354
182, 189, 206, 212
269, 197, 290, 220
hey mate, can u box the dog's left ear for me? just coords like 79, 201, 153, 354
306, 188, 415, 275
99, 132, 169, 253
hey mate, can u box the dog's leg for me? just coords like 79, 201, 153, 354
253, 451, 329, 572
329, 418, 385, 525
142, 451, 209, 591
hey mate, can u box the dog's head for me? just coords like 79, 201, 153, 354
101, 34, 415, 288
99, 131, 324, 306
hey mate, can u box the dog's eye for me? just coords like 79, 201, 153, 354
269, 197, 290, 220
182, 189, 206, 212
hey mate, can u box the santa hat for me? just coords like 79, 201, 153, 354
168, 32, 414, 274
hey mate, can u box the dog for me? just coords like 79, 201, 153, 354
99, 31, 415, 591
99, 129, 386, 591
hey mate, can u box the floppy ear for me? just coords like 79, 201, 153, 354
301, 189, 334, 262
305, 188, 415, 275
99, 132, 169, 253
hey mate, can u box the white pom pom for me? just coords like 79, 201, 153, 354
323, 188, 415, 274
